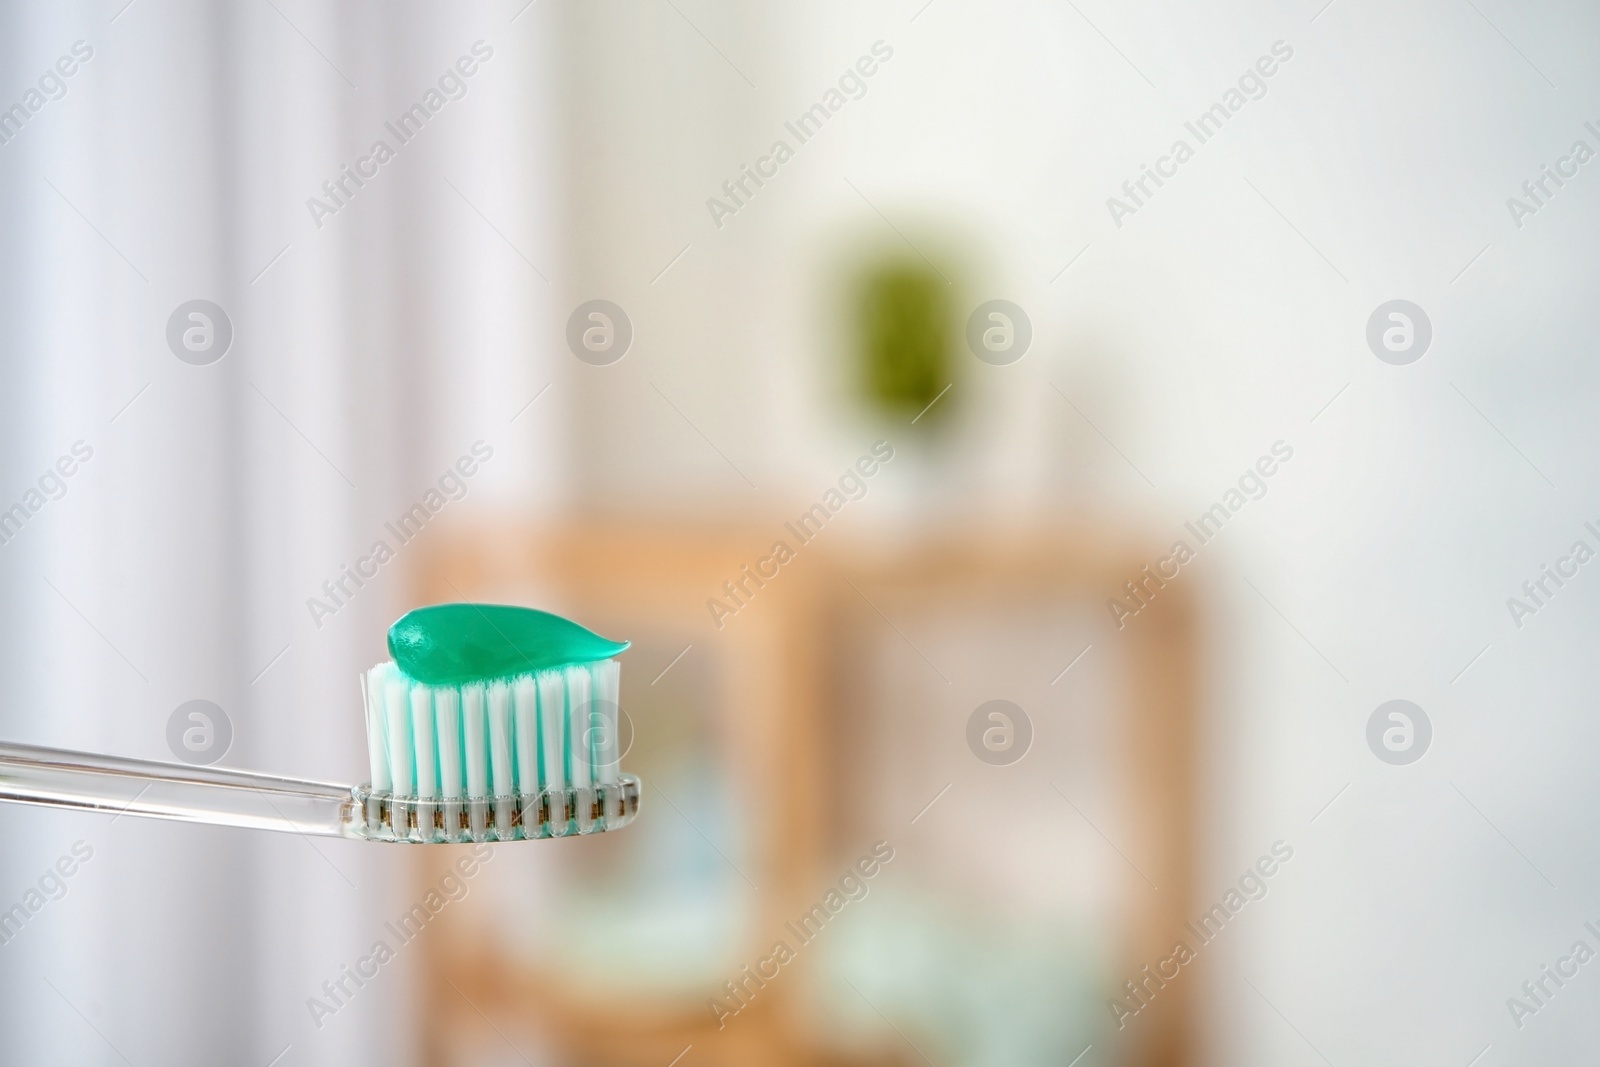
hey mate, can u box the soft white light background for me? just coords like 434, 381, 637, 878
3, 0, 1599, 1064
0, 2, 560, 1064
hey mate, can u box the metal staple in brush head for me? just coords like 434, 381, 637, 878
350, 777, 639, 843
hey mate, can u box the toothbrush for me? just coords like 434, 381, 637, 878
0, 604, 640, 844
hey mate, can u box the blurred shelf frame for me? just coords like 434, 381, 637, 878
411, 519, 1199, 1067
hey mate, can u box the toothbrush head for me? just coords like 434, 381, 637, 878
354, 603, 638, 843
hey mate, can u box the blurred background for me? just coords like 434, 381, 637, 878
3, 0, 1600, 1064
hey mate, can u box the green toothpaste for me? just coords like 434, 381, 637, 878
387, 603, 629, 685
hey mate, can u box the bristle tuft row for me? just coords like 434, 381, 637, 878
362, 660, 623, 800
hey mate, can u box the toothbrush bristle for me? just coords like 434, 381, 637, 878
359, 659, 625, 841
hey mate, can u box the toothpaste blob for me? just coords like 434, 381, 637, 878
387, 603, 629, 686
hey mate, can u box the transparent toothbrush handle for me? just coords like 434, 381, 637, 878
0, 741, 359, 838
0, 742, 644, 843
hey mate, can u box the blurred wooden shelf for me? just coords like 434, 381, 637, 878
412, 518, 1199, 1067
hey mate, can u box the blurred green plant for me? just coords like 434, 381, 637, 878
855, 259, 953, 425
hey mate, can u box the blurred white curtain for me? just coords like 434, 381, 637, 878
0, 2, 561, 1063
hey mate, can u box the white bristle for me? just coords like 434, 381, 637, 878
364, 668, 392, 793
384, 676, 414, 797
487, 681, 514, 798
592, 659, 621, 787
410, 686, 438, 800
512, 676, 539, 795
461, 683, 487, 799
565, 665, 593, 791
537, 670, 567, 792
435, 687, 463, 800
